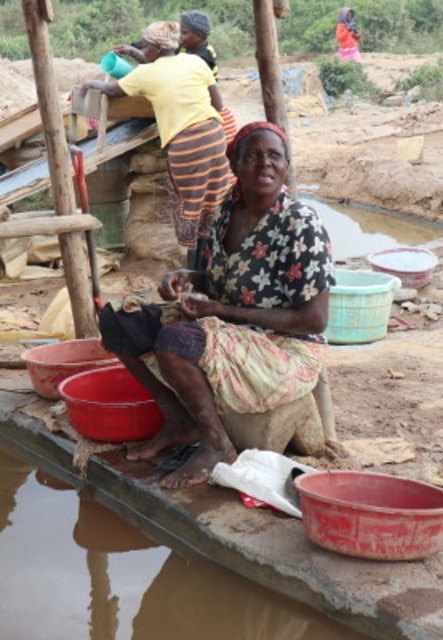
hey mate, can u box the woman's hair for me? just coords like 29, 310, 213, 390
227, 121, 290, 167
142, 21, 180, 51
180, 10, 212, 38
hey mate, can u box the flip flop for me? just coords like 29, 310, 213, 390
158, 443, 200, 473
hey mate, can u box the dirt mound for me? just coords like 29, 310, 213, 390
0, 56, 103, 120
10, 57, 103, 94
319, 154, 443, 220
0, 58, 36, 119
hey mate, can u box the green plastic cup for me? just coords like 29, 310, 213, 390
100, 52, 134, 79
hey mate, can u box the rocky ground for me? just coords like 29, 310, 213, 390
0, 52, 442, 485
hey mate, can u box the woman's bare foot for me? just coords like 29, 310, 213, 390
126, 422, 199, 461
159, 443, 237, 490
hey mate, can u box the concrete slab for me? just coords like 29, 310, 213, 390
0, 389, 442, 640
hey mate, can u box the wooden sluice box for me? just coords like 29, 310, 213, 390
70, 86, 155, 121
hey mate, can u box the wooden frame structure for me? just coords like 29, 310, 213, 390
20, 0, 292, 337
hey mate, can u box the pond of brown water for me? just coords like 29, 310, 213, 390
0, 446, 372, 640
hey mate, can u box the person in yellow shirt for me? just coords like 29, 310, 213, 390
113, 11, 237, 148
81, 21, 230, 268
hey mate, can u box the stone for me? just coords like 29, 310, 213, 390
382, 95, 404, 107
396, 135, 424, 165
393, 288, 418, 303
220, 392, 325, 457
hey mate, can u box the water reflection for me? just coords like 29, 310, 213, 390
0, 448, 33, 532
132, 553, 368, 640
0, 449, 369, 640
302, 195, 443, 261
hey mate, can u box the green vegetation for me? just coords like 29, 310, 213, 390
1, 0, 443, 62
318, 57, 378, 98
0, 0, 442, 101
395, 58, 443, 101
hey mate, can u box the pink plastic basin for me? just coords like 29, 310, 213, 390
368, 247, 438, 289
58, 364, 165, 442
295, 471, 443, 560
21, 338, 118, 400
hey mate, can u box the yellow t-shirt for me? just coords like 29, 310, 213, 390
118, 53, 221, 147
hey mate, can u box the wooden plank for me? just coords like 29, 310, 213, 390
84, 123, 158, 173
0, 103, 70, 154
107, 95, 155, 120
70, 87, 103, 119
71, 86, 155, 120
8, 209, 59, 220
0, 213, 102, 238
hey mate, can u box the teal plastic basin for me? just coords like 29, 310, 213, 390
325, 269, 401, 344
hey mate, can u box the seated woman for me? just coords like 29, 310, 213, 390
99, 122, 335, 490
81, 20, 230, 268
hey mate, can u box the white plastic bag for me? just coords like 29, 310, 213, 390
211, 449, 316, 518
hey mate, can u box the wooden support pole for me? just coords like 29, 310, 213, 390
0, 214, 102, 239
273, 0, 290, 19
253, 0, 296, 189
22, 0, 98, 337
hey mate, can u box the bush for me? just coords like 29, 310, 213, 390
405, 0, 443, 32
211, 23, 253, 59
298, 14, 337, 54
0, 34, 29, 60
318, 57, 376, 98
395, 59, 443, 101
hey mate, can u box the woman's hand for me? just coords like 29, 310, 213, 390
79, 81, 95, 98
113, 44, 133, 56
79, 80, 126, 98
180, 296, 221, 319
158, 270, 194, 301
113, 44, 145, 64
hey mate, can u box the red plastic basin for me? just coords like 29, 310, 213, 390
21, 338, 118, 400
58, 364, 165, 442
295, 471, 443, 560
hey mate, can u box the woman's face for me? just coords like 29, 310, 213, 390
234, 130, 289, 198
180, 26, 203, 51
140, 39, 161, 62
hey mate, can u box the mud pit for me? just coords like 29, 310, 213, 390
0, 52, 442, 485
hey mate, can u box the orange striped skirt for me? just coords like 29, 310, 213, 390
166, 119, 231, 249
219, 107, 237, 144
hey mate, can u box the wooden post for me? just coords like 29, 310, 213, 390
273, 0, 290, 19
21, 0, 98, 337
253, 0, 296, 189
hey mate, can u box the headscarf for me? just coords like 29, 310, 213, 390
142, 21, 180, 51
337, 7, 355, 24
226, 121, 289, 202
226, 121, 289, 167
180, 10, 212, 38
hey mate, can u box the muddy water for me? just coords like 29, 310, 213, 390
301, 194, 443, 261
0, 447, 371, 640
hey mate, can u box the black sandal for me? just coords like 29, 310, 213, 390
158, 443, 200, 473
